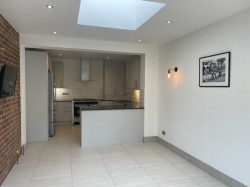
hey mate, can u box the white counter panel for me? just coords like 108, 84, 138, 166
81, 109, 144, 147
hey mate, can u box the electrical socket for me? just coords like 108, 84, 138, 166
162, 130, 166, 135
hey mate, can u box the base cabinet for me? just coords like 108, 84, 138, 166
56, 102, 72, 123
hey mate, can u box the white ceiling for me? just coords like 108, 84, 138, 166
1, 0, 250, 61
1, 0, 250, 46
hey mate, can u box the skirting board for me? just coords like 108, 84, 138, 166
143, 136, 158, 143
143, 136, 246, 187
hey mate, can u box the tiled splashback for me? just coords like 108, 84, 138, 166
56, 87, 144, 107
127, 89, 144, 107
55, 88, 103, 101
129, 89, 140, 103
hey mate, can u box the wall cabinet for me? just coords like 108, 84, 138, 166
104, 61, 126, 99
55, 102, 72, 122
53, 62, 64, 88
126, 57, 140, 89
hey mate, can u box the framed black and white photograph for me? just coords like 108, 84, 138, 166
199, 52, 230, 87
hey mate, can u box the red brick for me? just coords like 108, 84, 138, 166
0, 15, 21, 185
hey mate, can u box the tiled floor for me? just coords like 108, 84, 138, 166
2, 125, 228, 187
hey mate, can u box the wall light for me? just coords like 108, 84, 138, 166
168, 67, 178, 79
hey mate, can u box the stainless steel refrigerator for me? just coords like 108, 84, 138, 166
48, 71, 56, 137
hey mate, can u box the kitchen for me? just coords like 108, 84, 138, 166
25, 49, 145, 146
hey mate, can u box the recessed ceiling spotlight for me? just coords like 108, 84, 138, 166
59, 53, 62, 56
46, 5, 53, 9
53, 31, 58, 34
138, 39, 142, 42
107, 56, 110, 59
166, 20, 172, 24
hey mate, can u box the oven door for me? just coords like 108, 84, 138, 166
73, 104, 82, 124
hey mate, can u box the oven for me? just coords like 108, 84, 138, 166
72, 99, 99, 124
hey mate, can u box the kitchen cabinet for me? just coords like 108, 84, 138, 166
25, 51, 49, 142
89, 60, 103, 81
104, 61, 125, 99
126, 56, 140, 89
53, 62, 64, 88
56, 102, 72, 123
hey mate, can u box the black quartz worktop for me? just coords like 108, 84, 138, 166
80, 101, 144, 111
56, 100, 72, 102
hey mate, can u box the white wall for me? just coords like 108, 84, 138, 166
20, 36, 159, 138
158, 9, 250, 186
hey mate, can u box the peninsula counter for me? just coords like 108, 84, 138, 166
80, 104, 144, 147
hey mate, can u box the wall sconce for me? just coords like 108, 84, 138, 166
168, 67, 178, 79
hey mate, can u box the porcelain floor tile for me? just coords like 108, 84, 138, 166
123, 144, 155, 155
104, 156, 140, 171
173, 162, 209, 178
17, 155, 40, 166
29, 177, 72, 187
1, 126, 230, 187
133, 153, 170, 167
38, 154, 71, 164
70, 146, 99, 154
71, 152, 101, 160
32, 163, 71, 180
7, 165, 36, 179
145, 142, 173, 153
158, 152, 187, 163
1, 182, 31, 187
71, 159, 106, 175
159, 179, 201, 187
101, 150, 130, 158
194, 175, 228, 187
110, 168, 157, 187
72, 171, 115, 187
143, 164, 190, 184
1, 176, 31, 187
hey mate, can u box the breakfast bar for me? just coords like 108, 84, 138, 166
80, 101, 144, 147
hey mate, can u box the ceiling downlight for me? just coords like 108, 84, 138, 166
46, 5, 53, 9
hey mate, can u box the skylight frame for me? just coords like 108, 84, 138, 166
77, 0, 166, 30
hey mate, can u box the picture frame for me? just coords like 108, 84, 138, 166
199, 52, 230, 87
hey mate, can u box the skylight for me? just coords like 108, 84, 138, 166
77, 0, 166, 30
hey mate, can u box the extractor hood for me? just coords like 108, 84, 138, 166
81, 59, 89, 81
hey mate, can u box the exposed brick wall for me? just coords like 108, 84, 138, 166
0, 15, 21, 185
